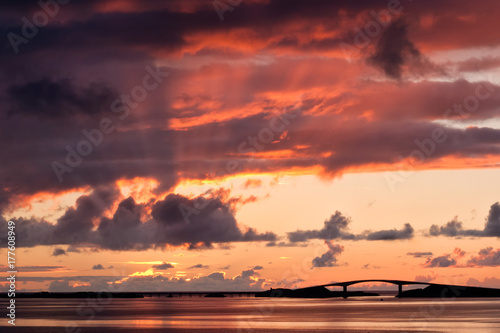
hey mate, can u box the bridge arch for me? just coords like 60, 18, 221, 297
320, 279, 433, 297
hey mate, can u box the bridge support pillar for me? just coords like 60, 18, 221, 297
343, 285, 348, 298
398, 284, 403, 297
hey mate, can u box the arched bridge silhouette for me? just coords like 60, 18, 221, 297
319, 279, 433, 297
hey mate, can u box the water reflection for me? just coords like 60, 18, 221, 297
1, 297, 499, 332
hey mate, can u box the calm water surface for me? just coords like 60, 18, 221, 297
1, 297, 500, 332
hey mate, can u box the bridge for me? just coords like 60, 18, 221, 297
320, 279, 433, 297
6, 280, 442, 299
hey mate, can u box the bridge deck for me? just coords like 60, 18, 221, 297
321, 279, 433, 288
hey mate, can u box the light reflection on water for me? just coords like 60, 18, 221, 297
2, 297, 500, 332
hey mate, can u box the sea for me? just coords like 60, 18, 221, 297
1, 296, 500, 332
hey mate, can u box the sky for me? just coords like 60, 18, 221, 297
1, 0, 500, 293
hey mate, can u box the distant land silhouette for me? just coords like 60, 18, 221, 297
397, 284, 500, 298
255, 286, 378, 298
3, 279, 500, 299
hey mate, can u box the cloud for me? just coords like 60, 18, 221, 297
456, 56, 500, 73
429, 202, 500, 238
253, 265, 263, 270
407, 252, 433, 258
92, 264, 105, 270
1, 0, 499, 209
288, 212, 413, 242
423, 248, 465, 268
7, 78, 117, 118
40, 269, 270, 293
422, 247, 500, 268
364, 223, 414, 240
428, 218, 483, 237
54, 185, 121, 244
311, 241, 344, 268
423, 255, 457, 268
0, 265, 66, 272
152, 262, 175, 270
51, 248, 67, 257
368, 19, 419, 79
241, 269, 259, 278
1, 186, 120, 248
288, 212, 355, 242
266, 241, 308, 247
66, 245, 81, 253
146, 193, 277, 248
484, 202, 500, 236
187, 264, 209, 269
2, 0, 500, 279
1, 188, 276, 250
242, 179, 263, 189
48, 280, 72, 292
466, 277, 500, 288
467, 247, 500, 267
367, 19, 440, 79
414, 275, 436, 283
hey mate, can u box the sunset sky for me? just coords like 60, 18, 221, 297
1, 0, 500, 293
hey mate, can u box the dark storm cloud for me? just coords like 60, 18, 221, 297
0, 0, 385, 55
2, 0, 500, 250
484, 202, 500, 236
7, 78, 117, 118
96, 195, 147, 250
312, 241, 344, 267
0, 62, 499, 209
1, 0, 484, 59
428, 202, 500, 238
7, 218, 56, 248
368, 19, 422, 79
147, 194, 277, 248
97, 192, 273, 250
0, 187, 276, 250
287, 211, 413, 242
53, 185, 120, 244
